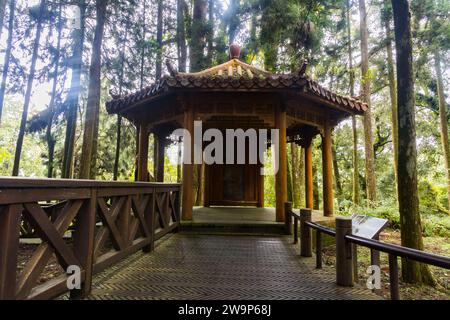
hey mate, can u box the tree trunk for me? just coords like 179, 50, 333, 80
190, 0, 207, 72
383, 0, 399, 201
291, 143, 300, 208
332, 143, 342, 204
0, 0, 6, 40
62, 0, 86, 179
226, 0, 239, 44
347, 0, 360, 205
352, 116, 360, 204
46, 1, 63, 178
176, 0, 187, 72
79, 0, 107, 179
155, 0, 163, 79
434, 50, 450, 212
139, 0, 147, 88
299, 147, 305, 207
358, 0, 377, 204
113, 21, 128, 181
12, 0, 45, 176
206, 0, 214, 66
287, 151, 293, 202
0, 0, 15, 125
137, 0, 147, 163
113, 116, 122, 180
313, 164, 320, 210
391, 0, 435, 285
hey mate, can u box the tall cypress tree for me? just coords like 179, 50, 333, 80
0, 0, 15, 125
79, 0, 108, 179
392, 0, 434, 285
12, 0, 46, 176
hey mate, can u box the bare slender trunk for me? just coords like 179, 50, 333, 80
434, 50, 450, 212
140, 0, 147, 88
287, 151, 293, 202
0, 0, 6, 40
359, 0, 376, 203
113, 23, 128, 181
299, 147, 305, 207
383, 0, 399, 201
12, 0, 45, 176
352, 116, 360, 204
0, 0, 15, 125
206, 0, 214, 66
190, 0, 208, 72
291, 143, 300, 208
332, 143, 342, 203
155, 0, 163, 79
391, 0, 434, 285
79, 0, 107, 179
136, 0, 147, 167
62, 0, 86, 178
227, 0, 239, 44
113, 116, 122, 180
347, 0, 360, 205
46, 1, 63, 178
313, 164, 320, 210
176, 0, 187, 72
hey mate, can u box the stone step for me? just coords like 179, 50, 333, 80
179, 221, 286, 235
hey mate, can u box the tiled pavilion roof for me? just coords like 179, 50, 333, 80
106, 56, 368, 115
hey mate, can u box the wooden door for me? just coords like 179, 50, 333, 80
205, 163, 261, 206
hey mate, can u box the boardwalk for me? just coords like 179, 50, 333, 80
87, 234, 379, 300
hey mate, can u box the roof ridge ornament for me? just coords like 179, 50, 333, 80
298, 59, 308, 76
109, 89, 121, 100
229, 43, 241, 60
165, 59, 178, 76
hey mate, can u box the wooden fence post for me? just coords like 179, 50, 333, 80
149, 188, 156, 251
70, 190, 97, 299
174, 189, 181, 233
336, 216, 354, 286
284, 202, 292, 235
0, 205, 21, 300
300, 208, 312, 257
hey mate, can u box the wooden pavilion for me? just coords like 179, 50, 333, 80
106, 45, 367, 222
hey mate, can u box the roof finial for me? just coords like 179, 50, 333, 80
298, 59, 308, 76
229, 43, 241, 60
165, 59, 178, 76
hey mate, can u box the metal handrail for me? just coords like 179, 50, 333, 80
346, 234, 450, 269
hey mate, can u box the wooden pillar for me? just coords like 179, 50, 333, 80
137, 125, 149, 182
182, 108, 194, 220
275, 104, 287, 222
322, 121, 334, 216
304, 140, 313, 209
155, 134, 165, 182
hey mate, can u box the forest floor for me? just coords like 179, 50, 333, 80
322, 228, 450, 300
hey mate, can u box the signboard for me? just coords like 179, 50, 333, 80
351, 214, 388, 239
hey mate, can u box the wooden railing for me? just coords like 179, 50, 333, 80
284, 202, 450, 300
0, 178, 181, 300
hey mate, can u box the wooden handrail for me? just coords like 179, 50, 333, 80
0, 178, 181, 300
284, 202, 450, 300
345, 234, 450, 269
0, 176, 181, 188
